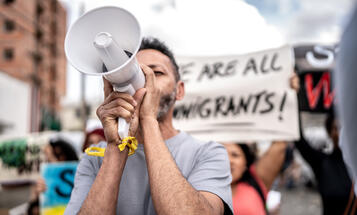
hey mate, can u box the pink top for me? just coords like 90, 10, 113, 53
232, 165, 268, 215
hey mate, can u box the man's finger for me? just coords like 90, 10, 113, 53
103, 98, 136, 115
103, 91, 136, 107
133, 88, 147, 112
103, 77, 113, 98
140, 64, 155, 88
105, 106, 132, 123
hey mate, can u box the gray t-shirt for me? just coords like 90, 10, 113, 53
65, 131, 233, 214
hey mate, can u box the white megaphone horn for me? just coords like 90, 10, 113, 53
64, 6, 145, 139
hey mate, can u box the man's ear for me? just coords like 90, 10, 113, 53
175, 81, 185, 101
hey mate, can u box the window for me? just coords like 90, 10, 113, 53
3, 48, 14, 61
4, 19, 15, 32
32, 51, 42, 63
35, 29, 43, 41
50, 0, 57, 13
36, 4, 44, 16
4, 0, 15, 5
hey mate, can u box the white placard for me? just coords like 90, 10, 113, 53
173, 45, 299, 142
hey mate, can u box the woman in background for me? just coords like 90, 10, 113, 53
28, 138, 78, 215
223, 141, 287, 215
81, 128, 105, 152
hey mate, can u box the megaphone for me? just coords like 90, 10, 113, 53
64, 6, 145, 139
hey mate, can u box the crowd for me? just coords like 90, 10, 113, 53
3, 5, 357, 215
25, 37, 354, 215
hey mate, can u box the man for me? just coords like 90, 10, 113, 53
65, 37, 233, 215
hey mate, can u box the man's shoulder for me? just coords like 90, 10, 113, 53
173, 132, 227, 157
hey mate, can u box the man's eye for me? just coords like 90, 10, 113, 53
154, 71, 164, 75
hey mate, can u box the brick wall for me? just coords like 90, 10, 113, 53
0, 0, 67, 131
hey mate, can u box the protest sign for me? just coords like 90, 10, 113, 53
298, 71, 334, 112
40, 162, 78, 215
294, 45, 337, 113
173, 45, 299, 142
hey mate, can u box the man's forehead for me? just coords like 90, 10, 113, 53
137, 49, 171, 65
137, 49, 176, 77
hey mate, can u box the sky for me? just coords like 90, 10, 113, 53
59, 0, 356, 105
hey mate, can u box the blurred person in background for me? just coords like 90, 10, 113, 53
27, 138, 79, 215
81, 128, 106, 152
292, 66, 356, 214
223, 141, 288, 215
44, 138, 79, 163
294, 111, 356, 215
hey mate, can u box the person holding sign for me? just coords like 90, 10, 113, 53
28, 138, 79, 215
295, 111, 356, 215
65, 37, 233, 215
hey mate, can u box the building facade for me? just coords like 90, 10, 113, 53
0, 0, 66, 133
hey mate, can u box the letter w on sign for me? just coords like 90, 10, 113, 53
305, 72, 335, 109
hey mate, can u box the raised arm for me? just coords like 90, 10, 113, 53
139, 65, 226, 215
255, 141, 288, 190
293, 112, 324, 171
254, 72, 303, 190
290, 71, 323, 169
77, 79, 145, 215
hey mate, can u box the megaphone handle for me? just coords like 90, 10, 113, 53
118, 117, 130, 139
114, 84, 135, 139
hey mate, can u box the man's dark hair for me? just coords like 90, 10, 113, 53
139, 37, 180, 82
49, 138, 78, 161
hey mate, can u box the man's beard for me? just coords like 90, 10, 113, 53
157, 89, 176, 121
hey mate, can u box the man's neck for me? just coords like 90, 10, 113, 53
158, 117, 179, 140
136, 115, 179, 144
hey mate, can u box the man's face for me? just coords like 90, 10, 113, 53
136, 49, 178, 120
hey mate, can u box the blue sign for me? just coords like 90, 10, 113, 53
40, 162, 78, 215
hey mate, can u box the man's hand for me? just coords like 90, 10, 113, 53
78, 77, 145, 215
96, 78, 146, 143
139, 64, 162, 121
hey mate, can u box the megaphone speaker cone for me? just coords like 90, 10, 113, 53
64, 6, 142, 77
65, 6, 146, 138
